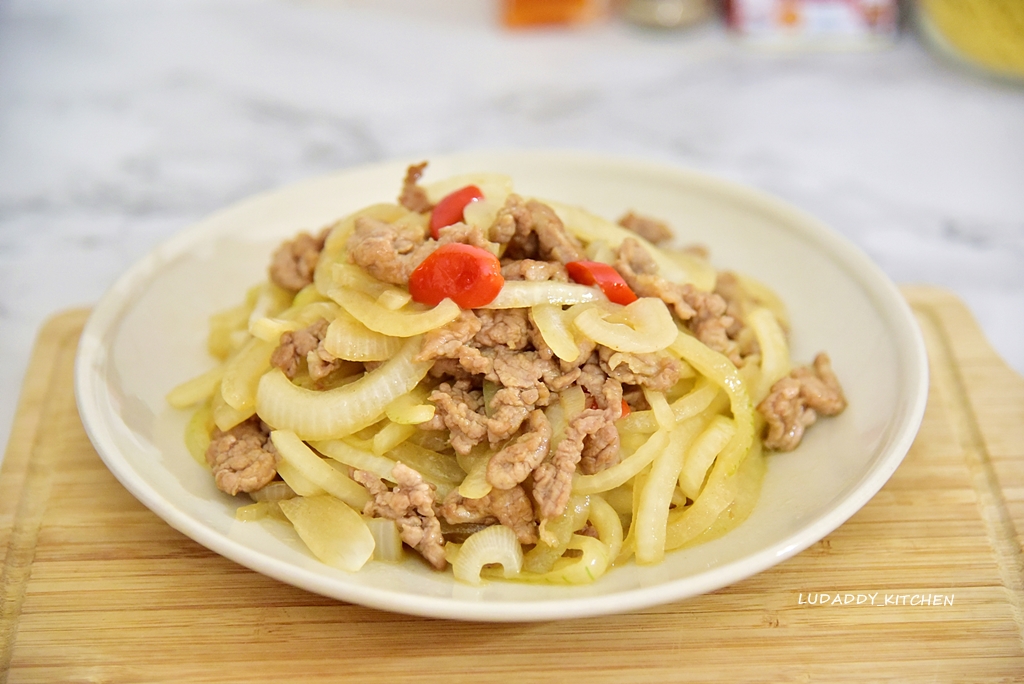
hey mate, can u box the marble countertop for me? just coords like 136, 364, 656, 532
1, 0, 1022, 463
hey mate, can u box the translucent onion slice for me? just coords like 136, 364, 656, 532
322, 310, 404, 362
479, 380, 498, 418
679, 415, 735, 500
588, 494, 624, 562
291, 283, 331, 309
167, 365, 223, 409
664, 471, 738, 552
522, 494, 590, 574
572, 429, 671, 495
462, 195, 506, 235
668, 332, 755, 478
614, 409, 658, 435
388, 442, 465, 486
423, 172, 513, 206
270, 431, 371, 509
544, 199, 701, 286
249, 317, 298, 343
235, 501, 285, 522
455, 445, 486, 475
371, 421, 416, 455
184, 401, 214, 467
247, 282, 294, 330
563, 300, 611, 323
541, 389, 584, 484
619, 429, 651, 456
327, 286, 461, 337
530, 303, 579, 362
661, 248, 718, 293
220, 337, 276, 412
686, 439, 766, 547
249, 301, 340, 343
332, 262, 410, 304
458, 455, 492, 499
735, 273, 790, 330
643, 388, 675, 431
384, 387, 435, 425
671, 376, 723, 422
560, 385, 587, 419
365, 517, 404, 562
583, 239, 616, 265
276, 460, 325, 497
333, 442, 458, 496
452, 524, 523, 585
662, 333, 756, 551
256, 336, 431, 441
602, 484, 633, 517
481, 281, 605, 309
208, 283, 262, 360
278, 495, 375, 572
515, 534, 610, 585
746, 306, 791, 404
572, 297, 676, 353
443, 542, 462, 566
212, 385, 254, 432
249, 480, 297, 502
633, 422, 695, 565
311, 439, 397, 481
543, 401, 568, 452
376, 289, 412, 311
615, 467, 648, 565
618, 382, 725, 434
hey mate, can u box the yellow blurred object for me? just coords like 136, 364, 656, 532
502, 0, 605, 27
918, 0, 1024, 79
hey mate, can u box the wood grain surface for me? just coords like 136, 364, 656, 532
1, 287, 1023, 683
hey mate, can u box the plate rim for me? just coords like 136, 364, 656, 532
73, 148, 929, 622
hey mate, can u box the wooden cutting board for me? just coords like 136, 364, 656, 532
1, 286, 1022, 683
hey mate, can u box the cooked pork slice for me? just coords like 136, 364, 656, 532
206, 417, 278, 496
355, 463, 446, 570
758, 353, 847, 451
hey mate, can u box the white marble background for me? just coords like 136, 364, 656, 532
1, 0, 1022, 464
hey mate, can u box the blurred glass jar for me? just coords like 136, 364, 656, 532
622, 0, 714, 28
916, 0, 1024, 80
725, 0, 898, 47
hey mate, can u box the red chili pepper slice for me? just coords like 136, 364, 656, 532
586, 395, 632, 418
565, 260, 638, 305
408, 243, 504, 309
429, 185, 484, 239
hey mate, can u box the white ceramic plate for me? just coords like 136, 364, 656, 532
75, 150, 928, 622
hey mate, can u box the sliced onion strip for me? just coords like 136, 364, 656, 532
530, 303, 579, 362
270, 430, 370, 509
323, 310, 405, 362
278, 495, 375, 572
572, 297, 676, 353
481, 281, 604, 309
327, 286, 460, 337
679, 415, 736, 500
256, 336, 431, 441
452, 524, 523, 585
